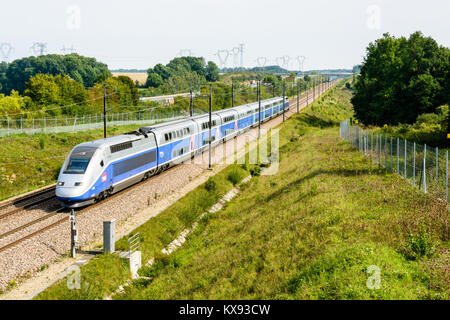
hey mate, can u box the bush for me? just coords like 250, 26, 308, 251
249, 165, 261, 177
227, 167, 242, 185
205, 177, 216, 192
39, 136, 46, 149
405, 228, 435, 260
415, 113, 441, 125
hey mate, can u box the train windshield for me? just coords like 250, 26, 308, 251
63, 146, 97, 174
65, 158, 91, 174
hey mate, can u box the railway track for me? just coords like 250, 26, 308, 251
0, 164, 182, 254
0, 81, 334, 255
0, 186, 56, 220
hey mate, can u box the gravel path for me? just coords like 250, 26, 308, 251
0, 82, 334, 294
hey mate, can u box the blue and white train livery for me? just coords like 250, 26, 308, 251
56, 96, 289, 208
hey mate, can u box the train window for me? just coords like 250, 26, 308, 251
165, 133, 168, 141
112, 150, 156, 178
110, 141, 132, 153
100, 160, 104, 167
64, 158, 90, 174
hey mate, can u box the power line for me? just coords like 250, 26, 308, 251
0, 43, 13, 62
61, 45, 76, 55
30, 42, 47, 56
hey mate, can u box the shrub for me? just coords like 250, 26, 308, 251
250, 165, 261, 177
415, 113, 440, 125
39, 136, 46, 149
227, 167, 242, 185
205, 177, 216, 192
405, 228, 435, 260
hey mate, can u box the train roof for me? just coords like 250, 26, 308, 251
76, 133, 144, 149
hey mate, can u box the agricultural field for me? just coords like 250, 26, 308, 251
112, 72, 148, 86
35, 82, 449, 300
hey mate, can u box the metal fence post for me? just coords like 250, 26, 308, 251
385, 135, 387, 167
404, 139, 407, 178
413, 142, 416, 186
436, 147, 438, 197
397, 138, 399, 173
390, 137, 393, 170
375, 134, 378, 163
423, 144, 427, 194
446, 150, 448, 202
380, 135, 382, 167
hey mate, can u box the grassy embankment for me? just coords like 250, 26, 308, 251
37, 82, 448, 300
34, 164, 249, 299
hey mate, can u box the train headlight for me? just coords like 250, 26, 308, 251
74, 182, 83, 186
57, 181, 64, 186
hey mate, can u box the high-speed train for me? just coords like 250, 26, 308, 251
56, 96, 289, 208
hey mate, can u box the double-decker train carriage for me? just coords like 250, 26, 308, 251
56, 96, 289, 208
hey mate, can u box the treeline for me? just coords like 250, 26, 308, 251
0, 53, 144, 118
0, 74, 140, 118
142, 57, 219, 95
174, 82, 274, 113
352, 32, 450, 126
0, 54, 111, 94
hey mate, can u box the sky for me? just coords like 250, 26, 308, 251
0, 0, 449, 71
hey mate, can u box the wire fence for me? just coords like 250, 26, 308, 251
340, 120, 449, 202
0, 107, 206, 137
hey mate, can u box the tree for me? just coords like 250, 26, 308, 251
153, 64, 171, 80
117, 75, 139, 105
0, 54, 111, 94
146, 73, 163, 88
205, 61, 219, 82
352, 32, 450, 125
0, 90, 31, 116
24, 74, 62, 107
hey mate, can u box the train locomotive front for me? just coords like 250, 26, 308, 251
55, 143, 107, 208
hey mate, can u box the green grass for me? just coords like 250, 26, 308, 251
108, 83, 447, 300
35, 254, 131, 300
0, 124, 150, 201
35, 81, 449, 300
34, 164, 248, 300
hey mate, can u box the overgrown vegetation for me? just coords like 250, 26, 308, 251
0, 54, 110, 94
371, 105, 449, 147
352, 32, 450, 127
